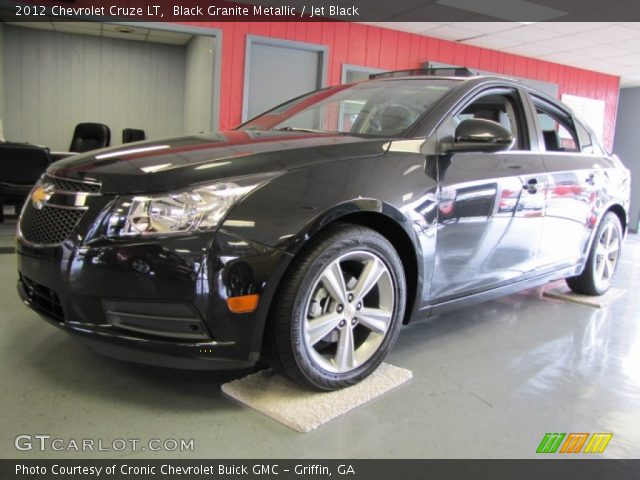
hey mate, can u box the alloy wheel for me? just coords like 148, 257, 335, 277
593, 222, 620, 291
302, 251, 395, 373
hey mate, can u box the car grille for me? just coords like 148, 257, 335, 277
44, 174, 101, 193
19, 203, 85, 245
21, 274, 65, 323
19, 176, 102, 246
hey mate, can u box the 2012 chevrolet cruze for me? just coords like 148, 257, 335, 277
17, 70, 630, 390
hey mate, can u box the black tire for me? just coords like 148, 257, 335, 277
267, 224, 406, 391
566, 212, 623, 296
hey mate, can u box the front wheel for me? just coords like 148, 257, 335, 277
566, 212, 623, 296
268, 224, 406, 391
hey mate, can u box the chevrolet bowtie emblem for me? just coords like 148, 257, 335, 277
31, 185, 53, 210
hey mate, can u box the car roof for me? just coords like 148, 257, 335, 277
358, 70, 588, 140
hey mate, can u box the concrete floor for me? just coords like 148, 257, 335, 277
1, 226, 638, 459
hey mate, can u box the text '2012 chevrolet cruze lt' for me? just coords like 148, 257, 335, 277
17, 70, 630, 390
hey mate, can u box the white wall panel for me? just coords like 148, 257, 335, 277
3, 25, 185, 151
184, 36, 216, 134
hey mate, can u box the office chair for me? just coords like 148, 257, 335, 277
69, 123, 111, 153
0, 143, 51, 222
122, 128, 146, 143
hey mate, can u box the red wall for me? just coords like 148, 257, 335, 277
189, 21, 620, 149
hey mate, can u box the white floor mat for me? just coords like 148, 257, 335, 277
543, 286, 626, 308
221, 363, 412, 433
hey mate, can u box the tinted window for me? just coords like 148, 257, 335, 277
534, 102, 579, 153
575, 120, 601, 154
454, 92, 525, 149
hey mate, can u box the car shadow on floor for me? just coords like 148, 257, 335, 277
15, 324, 259, 411
396, 289, 540, 346
11, 271, 618, 411
15, 288, 544, 410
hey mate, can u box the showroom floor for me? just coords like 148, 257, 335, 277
1, 215, 638, 459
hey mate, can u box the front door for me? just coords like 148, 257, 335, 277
428, 88, 546, 304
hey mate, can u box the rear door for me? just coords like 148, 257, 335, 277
428, 87, 546, 304
528, 95, 598, 269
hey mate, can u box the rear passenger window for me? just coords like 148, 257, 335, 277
575, 121, 597, 154
536, 107, 579, 153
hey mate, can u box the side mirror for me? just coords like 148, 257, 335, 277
448, 118, 515, 153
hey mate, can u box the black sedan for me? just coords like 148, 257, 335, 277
16, 70, 630, 390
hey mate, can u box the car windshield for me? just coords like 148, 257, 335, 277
239, 78, 458, 138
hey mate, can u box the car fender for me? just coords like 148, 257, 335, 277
219, 157, 434, 333
220, 156, 431, 255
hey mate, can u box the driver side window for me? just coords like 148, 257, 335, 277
452, 92, 526, 150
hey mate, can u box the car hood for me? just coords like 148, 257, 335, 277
48, 130, 390, 194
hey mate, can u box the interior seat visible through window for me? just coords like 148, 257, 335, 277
380, 104, 415, 135
542, 130, 561, 151
453, 92, 524, 150
533, 96, 580, 153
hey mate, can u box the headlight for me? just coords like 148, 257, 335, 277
106, 173, 278, 238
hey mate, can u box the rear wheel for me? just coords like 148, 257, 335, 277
566, 212, 622, 295
268, 224, 406, 391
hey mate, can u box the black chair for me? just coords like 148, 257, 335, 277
543, 130, 561, 151
69, 123, 111, 153
0, 143, 51, 222
122, 128, 146, 144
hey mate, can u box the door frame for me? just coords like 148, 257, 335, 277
242, 35, 328, 122
340, 64, 386, 84
114, 22, 223, 131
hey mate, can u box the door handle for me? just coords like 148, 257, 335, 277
586, 173, 595, 185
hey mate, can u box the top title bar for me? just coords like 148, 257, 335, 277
3, 0, 640, 22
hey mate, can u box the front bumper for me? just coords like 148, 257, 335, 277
16, 229, 291, 370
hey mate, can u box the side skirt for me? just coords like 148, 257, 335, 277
410, 264, 583, 321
